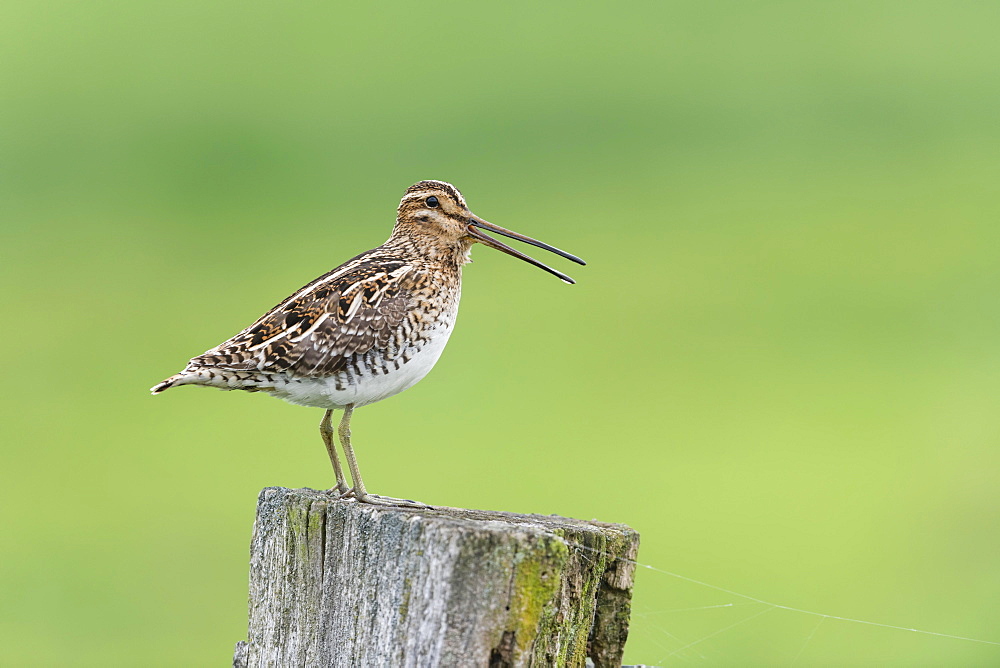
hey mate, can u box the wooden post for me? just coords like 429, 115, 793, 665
232, 487, 639, 667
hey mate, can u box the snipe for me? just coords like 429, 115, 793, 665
151, 180, 584, 507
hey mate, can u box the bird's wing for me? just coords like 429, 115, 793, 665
189, 260, 413, 377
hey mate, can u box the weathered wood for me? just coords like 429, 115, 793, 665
233, 487, 639, 668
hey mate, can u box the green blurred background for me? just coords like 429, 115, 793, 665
3, 1, 999, 665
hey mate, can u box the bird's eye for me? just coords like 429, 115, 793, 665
426, 196, 439, 208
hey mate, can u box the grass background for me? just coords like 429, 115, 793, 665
3, 1, 999, 665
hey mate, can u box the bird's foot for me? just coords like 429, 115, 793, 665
355, 493, 433, 509
325, 484, 353, 498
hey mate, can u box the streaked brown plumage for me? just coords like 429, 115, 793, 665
151, 180, 584, 506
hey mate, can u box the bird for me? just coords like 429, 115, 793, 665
151, 180, 585, 507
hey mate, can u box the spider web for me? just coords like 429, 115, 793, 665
571, 543, 1000, 665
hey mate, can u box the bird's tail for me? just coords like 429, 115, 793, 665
150, 373, 192, 395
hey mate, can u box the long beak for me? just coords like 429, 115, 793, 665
466, 215, 586, 285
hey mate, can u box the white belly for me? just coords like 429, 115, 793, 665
270, 319, 456, 409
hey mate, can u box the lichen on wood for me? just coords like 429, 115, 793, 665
233, 487, 639, 668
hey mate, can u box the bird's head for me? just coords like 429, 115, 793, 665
393, 180, 585, 283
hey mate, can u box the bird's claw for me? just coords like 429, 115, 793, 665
356, 493, 433, 509
325, 485, 354, 499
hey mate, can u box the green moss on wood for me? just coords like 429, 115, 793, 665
499, 536, 570, 665
399, 577, 412, 619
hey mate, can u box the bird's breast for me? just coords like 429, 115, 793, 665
273, 286, 461, 409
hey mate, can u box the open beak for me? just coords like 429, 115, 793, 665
466, 215, 586, 284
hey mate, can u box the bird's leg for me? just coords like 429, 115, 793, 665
320, 409, 351, 496
337, 404, 432, 509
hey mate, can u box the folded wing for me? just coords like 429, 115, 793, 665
190, 261, 412, 377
